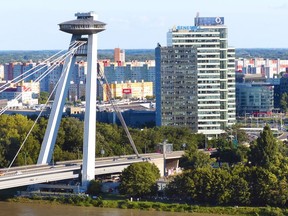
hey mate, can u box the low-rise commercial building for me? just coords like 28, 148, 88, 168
102, 81, 153, 102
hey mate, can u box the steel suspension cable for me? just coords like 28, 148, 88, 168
0, 41, 81, 94
0, 41, 87, 115
97, 64, 140, 157
35, 41, 86, 83
5, 49, 76, 172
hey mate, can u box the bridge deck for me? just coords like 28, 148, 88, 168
0, 151, 184, 190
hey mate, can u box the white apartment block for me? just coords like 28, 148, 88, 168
236, 58, 288, 78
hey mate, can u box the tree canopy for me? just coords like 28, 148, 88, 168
38, 91, 49, 104
118, 162, 160, 197
0, 114, 206, 168
180, 146, 214, 170
280, 93, 288, 113
165, 124, 288, 207
249, 124, 279, 169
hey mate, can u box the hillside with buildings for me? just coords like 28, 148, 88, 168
1, 43, 288, 135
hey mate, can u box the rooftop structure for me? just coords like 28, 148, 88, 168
59, 12, 106, 35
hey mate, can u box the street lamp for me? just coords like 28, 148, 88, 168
204, 135, 207, 149
51, 154, 54, 167
182, 143, 186, 150
100, 148, 105, 157
122, 143, 126, 156
141, 128, 147, 154
23, 151, 28, 169
76, 147, 80, 159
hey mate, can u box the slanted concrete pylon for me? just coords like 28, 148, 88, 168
37, 12, 106, 190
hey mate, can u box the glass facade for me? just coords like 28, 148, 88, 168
156, 16, 236, 136
236, 83, 274, 116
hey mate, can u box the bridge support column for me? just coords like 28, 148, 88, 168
82, 33, 98, 188
37, 12, 106, 192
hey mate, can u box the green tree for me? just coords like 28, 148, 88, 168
87, 180, 102, 196
60, 117, 83, 153
39, 91, 49, 104
209, 125, 250, 166
157, 126, 202, 150
244, 166, 279, 206
216, 145, 249, 166
164, 172, 193, 200
180, 146, 214, 170
229, 165, 251, 205
280, 93, 288, 113
173, 167, 232, 204
231, 124, 249, 144
210, 134, 231, 150
118, 162, 160, 197
96, 122, 127, 156
209, 168, 232, 204
249, 125, 279, 169
0, 114, 40, 167
229, 175, 251, 205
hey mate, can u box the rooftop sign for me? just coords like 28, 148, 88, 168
195, 17, 224, 26
175, 26, 200, 31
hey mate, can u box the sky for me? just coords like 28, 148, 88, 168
0, 0, 288, 50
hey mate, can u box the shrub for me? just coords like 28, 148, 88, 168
118, 200, 128, 209
138, 202, 152, 210
127, 201, 139, 209
152, 202, 163, 211
259, 207, 284, 216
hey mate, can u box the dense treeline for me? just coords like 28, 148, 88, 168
0, 50, 59, 65
3, 113, 288, 208
165, 125, 288, 207
0, 114, 204, 168
1, 48, 288, 64
0, 49, 155, 64
236, 48, 288, 59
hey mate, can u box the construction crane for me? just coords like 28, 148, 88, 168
97, 63, 140, 158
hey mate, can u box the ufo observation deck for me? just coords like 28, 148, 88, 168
59, 12, 106, 35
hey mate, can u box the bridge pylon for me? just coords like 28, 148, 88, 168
37, 12, 106, 189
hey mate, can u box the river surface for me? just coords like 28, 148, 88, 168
0, 202, 233, 216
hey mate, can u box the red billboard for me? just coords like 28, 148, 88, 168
122, 88, 132, 94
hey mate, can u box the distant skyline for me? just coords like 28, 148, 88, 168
1, 0, 288, 50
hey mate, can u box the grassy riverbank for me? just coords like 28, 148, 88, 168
6, 194, 288, 216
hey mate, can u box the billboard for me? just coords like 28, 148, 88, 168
195, 17, 224, 26
176, 26, 200, 31
122, 88, 132, 94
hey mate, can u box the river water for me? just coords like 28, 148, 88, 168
0, 202, 232, 216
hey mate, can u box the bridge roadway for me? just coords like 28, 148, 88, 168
0, 151, 184, 190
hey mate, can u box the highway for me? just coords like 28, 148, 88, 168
0, 151, 184, 190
